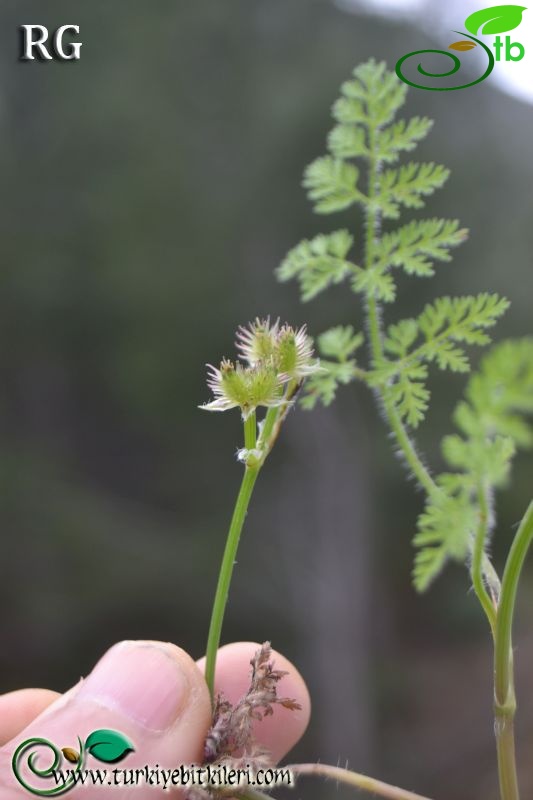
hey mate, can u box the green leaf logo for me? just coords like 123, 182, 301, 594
84, 729, 134, 764
465, 5, 526, 35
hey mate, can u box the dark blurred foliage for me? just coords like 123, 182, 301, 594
1, 2, 533, 798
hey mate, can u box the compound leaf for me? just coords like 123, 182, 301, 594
414, 338, 533, 592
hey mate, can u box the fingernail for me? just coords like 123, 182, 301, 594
78, 641, 190, 731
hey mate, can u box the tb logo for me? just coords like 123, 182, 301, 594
20, 25, 82, 61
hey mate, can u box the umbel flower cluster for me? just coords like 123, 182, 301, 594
201, 318, 320, 420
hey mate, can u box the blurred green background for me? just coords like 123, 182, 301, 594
1, 2, 533, 798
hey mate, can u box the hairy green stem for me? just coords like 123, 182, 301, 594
363, 127, 437, 499
205, 464, 259, 700
471, 483, 497, 637
366, 295, 384, 362
382, 395, 436, 496
491, 501, 533, 800
205, 393, 295, 701
289, 763, 434, 800
364, 120, 383, 364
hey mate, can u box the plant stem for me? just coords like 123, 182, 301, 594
259, 405, 279, 451
382, 395, 436, 496
471, 482, 497, 637
244, 411, 257, 450
495, 501, 533, 702
258, 380, 299, 458
204, 395, 294, 701
495, 716, 519, 800
363, 127, 437, 498
204, 464, 259, 701
492, 500, 533, 800
364, 118, 383, 365
289, 763, 434, 800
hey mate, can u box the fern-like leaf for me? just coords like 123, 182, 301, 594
414, 339, 533, 591
301, 361, 357, 409
318, 325, 364, 361
337, 60, 407, 127
377, 162, 450, 220
413, 483, 477, 592
351, 220, 467, 305
371, 295, 509, 428
328, 124, 368, 159
301, 326, 364, 409
389, 365, 430, 428
376, 117, 434, 164
273, 59, 523, 595
304, 157, 363, 214
374, 219, 468, 277
417, 294, 510, 366
277, 230, 356, 302
381, 294, 509, 376
454, 338, 533, 447
442, 434, 516, 487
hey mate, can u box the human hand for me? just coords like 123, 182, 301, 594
0, 640, 310, 797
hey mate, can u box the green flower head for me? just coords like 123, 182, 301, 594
276, 324, 321, 380
237, 318, 320, 380
236, 317, 280, 365
201, 358, 285, 419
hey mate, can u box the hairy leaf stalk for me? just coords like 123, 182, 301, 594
363, 111, 437, 498
290, 763, 434, 800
